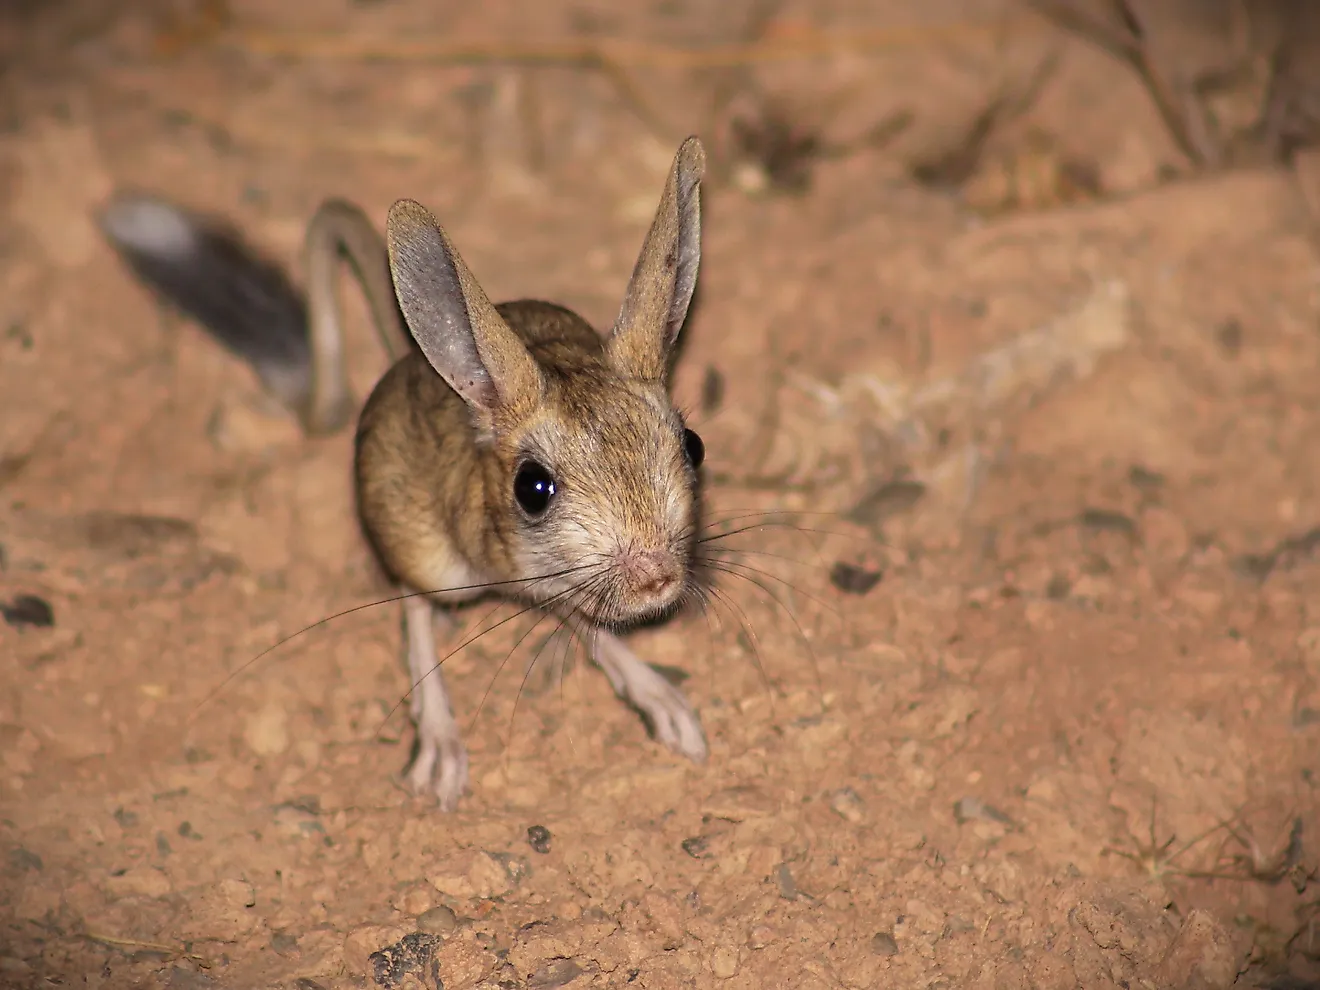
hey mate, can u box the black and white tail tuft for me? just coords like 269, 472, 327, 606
97, 193, 312, 412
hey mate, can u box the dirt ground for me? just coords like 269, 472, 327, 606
2, 1, 1319, 987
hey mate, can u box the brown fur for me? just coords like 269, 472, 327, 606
354, 298, 699, 624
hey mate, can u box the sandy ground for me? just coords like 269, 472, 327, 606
1, 1, 1319, 987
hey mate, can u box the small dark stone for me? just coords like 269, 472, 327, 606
1045, 574, 1071, 600
156, 833, 172, 856
294, 980, 327, 990
527, 824, 552, 854
870, 931, 899, 956
1, 594, 53, 629
177, 821, 202, 840
1077, 508, 1137, 538
270, 930, 299, 956
829, 561, 882, 596
113, 807, 139, 829
368, 931, 443, 989
680, 836, 709, 859
1128, 464, 1165, 492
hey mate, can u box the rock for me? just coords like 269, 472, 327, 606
367, 931, 444, 989
871, 931, 899, 956
710, 944, 740, 979
1154, 909, 1241, 990
417, 905, 458, 935
527, 958, 583, 988
829, 787, 866, 823
0, 594, 54, 629
343, 924, 411, 978
391, 883, 434, 917
430, 850, 513, 901
526, 824, 552, 854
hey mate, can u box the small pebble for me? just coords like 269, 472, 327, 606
529, 958, 583, 988
1128, 464, 1165, 493
828, 787, 865, 823
952, 796, 1015, 827
871, 931, 899, 956
829, 561, 883, 596
113, 807, 139, 829
367, 931, 441, 989
747, 925, 774, 949
416, 904, 458, 935
526, 824, 552, 854
1078, 507, 1137, 538
1, 594, 54, 629
680, 836, 709, 859
710, 945, 739, 979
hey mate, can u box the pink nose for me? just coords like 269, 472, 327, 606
618, 548, 679, 597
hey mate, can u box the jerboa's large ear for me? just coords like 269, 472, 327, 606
386, 199, 541, 417
607, 136, 705, 381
